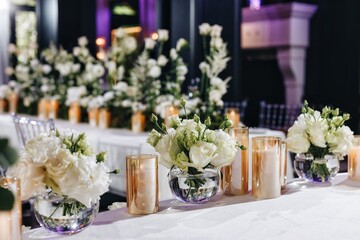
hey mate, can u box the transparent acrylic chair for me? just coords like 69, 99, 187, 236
11, 113, 56, 148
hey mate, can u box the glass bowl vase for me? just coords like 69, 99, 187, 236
168, 166, 220, 204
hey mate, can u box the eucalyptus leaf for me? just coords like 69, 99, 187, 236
0, 187, 15, 211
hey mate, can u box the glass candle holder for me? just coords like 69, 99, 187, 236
0, 177, 22, 240
131, 111, 145, 133
221, 127, 249, 195
164, 105, 179, 127
99, 108, 111, 129
7, 92, 18, 113
49, 99, 59, 119
252, 136, 284, 199
68, 102, 81, 124
38, 98, 50, 120
88, 108, 99, 127
0, 98, 6, 113
348, 135, 360, 181
126, 154, 159, 215
226, 108, 240, 127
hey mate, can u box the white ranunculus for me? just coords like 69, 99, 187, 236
7, 156, 46, 200
157, 55, 168, 67
155, 128, 181, 168
189, 141, 217, 170
326, 126, 354, 156
199, 23, 211, 36
78, 36, 88, 47
158, 29, 169, 41
148, 66, 161, 78
210, 24, 223, 38
145, 38, 156, 50
176, 38, 188, 51
211, 130, 237, 168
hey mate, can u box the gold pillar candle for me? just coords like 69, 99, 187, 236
88, 108, 99, 127
8, 92, 18, 113
49, 99, 59, 119
0, 98, 6, 113
348, 136, 360, 181
126, 154, 159, 215
68, 102, 81, 124
0, 177, 22, 240
99, 108, 111, 129
226, 108, 240, 127
164, 105, 179, 126
221, 127, 249, 195
252, 136, 282, 199
131, 111, 145, 133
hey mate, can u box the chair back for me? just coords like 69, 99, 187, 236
224, 99, 249, 122
11, 113, 55, 148
258, 101, 302, 132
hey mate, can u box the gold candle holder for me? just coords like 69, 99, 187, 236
7, 92, 18, 113
252, 136, 283, 199
226, 107, 240, 127
38, 98, 50, 120
88, 108, 99, 127
0, 177, 22, 240
164, 105, 179, 126
348, 135, 360, 181
131, 111, 145, 133
68, 102, 81, 124
126, 154, 159, 215
0, 98, 6, 113
49, 99, 59, 119
221, 127, 249, 195
99, 108, 111, 129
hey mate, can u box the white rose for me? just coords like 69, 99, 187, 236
106, 61, 116, 73
157, 55, 168, 67
72, 63, 81, 73
155, 128, 181, 168
46, 148, 76, 180
170, 49, 178, 60
176, 38, 188, 51
210, 37, 224, 49
199, 62, 210, 73
326, 126, 354, 156
189, 141, 217, 170
7, 156, 46, 200
42, 64, 51, 74
306, 112, 327, 148
117, 65, 125, 81
73, 47, 81, 56
286, 134, 310, 154
124, 37, 137, 53
148, 66, 161, 78
25, 133, 63, 164
209, 89, 222, 103
114, 81, 128, 92
78, 36, 88, 47
211, 130, 237, 167
199, 23, 211, 36
147, 59, 157, 68
210, 24, 223, 38
176, 65, 188, 76
158, 29, 169, 41
145, 38, 156, 50
103, 91, 114, 102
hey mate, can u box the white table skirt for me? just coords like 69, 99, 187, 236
0, 113, 293, 200
23, 173, 360, 240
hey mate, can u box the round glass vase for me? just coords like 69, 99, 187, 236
294, 153, 340, 183
34, 192, 99, 234
168, 166, 220, 204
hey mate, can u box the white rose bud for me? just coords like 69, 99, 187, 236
210, 24, 223, 38
189, 141, 217, 170
145, 38, 156, 50
176, 38, 188, 52
148, 66, 161, 78
199, 23, 211, 36
157, 55, 168, 67
78, 36, 88, 47
115, 28, 127, 38
158, 29, 169, 41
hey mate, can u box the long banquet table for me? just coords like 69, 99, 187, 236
23, 173, 360, 240
0, 113, 293, 200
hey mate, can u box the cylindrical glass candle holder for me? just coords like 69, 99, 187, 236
226, 107, 240, 127
280, 141, 287, 190
252, 136, 283, 199
49, 99, 59, 119
164, 105, 179, 127
68, 102, 81, 124
0, 98, 6, 113
131, 111, 145, 133
38, 98, 50, 120
221, 127, 248, 195
99, 108, 111, 129
88, 108, 99, 127
126, 154, 159, 215
348, 135, 360, 181
0, 177, 22, 240
8, 92, 18, 113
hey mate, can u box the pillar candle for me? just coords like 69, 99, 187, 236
348, 145, 360, 181
8, 92, 18, 113
49, 99, 59, 119
131, 111, 145, 133
0, 98, 6, 113
38, 98, 50, 120
164, 105, 179, 127
68, 102, 81, 124
99, 108, 111, 129
88, 108, 99, 127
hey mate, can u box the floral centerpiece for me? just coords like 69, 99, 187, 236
286, 101, 354, 182
147, 98, 240, 203
7, 129, 116, 234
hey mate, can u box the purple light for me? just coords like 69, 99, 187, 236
96, 0, 110, 47
139, 0, 157, 38
249, 0, 262, 10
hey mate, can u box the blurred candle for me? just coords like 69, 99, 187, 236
8, 92, 18, 113
88, 108, 99, 127
49, 99, 59, 119
69, 102, 81, 124
131, 111, 145, 133
348, 136, 360, 181
0, 98, 6, 113
38, 98, 50, 120
226, 108, 240, 127
99, 108, 111, 129
165, 105, 179, 126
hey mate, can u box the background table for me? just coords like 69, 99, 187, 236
23, 173, 360, 240
0, 113, 293, 200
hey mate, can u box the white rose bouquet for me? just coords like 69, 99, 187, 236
286, 100, 354, 181
8, 129, 117, 214
147, 98, 241, 190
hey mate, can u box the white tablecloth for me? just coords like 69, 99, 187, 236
0, 113, 293, 200
23, 173, 360, 240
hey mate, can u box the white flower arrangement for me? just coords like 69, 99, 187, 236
8, 129, 115, 209
286, 101, 354, 180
